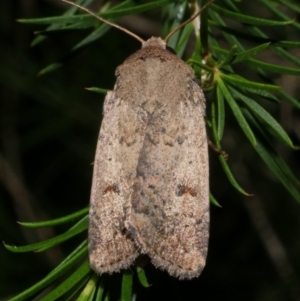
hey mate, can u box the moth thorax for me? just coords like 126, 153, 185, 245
142, 37, 166, 49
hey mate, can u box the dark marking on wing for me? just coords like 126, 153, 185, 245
175, 184, 197, 197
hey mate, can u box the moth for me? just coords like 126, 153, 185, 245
63, 0, 211, 279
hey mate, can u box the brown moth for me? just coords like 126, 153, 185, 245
63, 0, 211, 279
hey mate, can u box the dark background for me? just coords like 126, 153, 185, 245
1, 1, 300, 300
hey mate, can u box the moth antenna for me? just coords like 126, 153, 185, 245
61, 0, 145, 44
164, 0, 216, 43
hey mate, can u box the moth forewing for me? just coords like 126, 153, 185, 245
90, 37, 209, 279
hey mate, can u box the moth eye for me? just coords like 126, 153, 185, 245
166, 46, 176, 55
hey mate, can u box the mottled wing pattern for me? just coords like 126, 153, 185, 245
89, 89, 145, 274
89, 37, 209, 279
118, 42, 209, 279
146, 80, 209, 279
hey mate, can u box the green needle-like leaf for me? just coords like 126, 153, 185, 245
279, 90, 300, 110
4, 216, 88, 252
39, 261, 91, 301
121, 271, 133, 301
18, 207, 88, 228
86, 87, 108, 94
244, 110, 300, 203
209, 193, 221, 207
249, 58, 300, 75
255, 141, 300, 203
188, 58, 214, 73
241, 87, 279, 103
211, 97, 251, 196
221, 73, 280, 91
260, 0, 300, 31
209, 21, 278, 45
69, 0, 135, 53
273, 40, 300, 49
219, 155, 252, 196
230, 87, 298, 149
276, 0, 300, 13
217, 45, 238, 68
277, 0, 300, 13
49, 240, 88, 276
18, 0, 174, 25
38, 62, 63, 76
217, 77, 257, 146
30, 0, 94, 46
71, 22, 111, 51
136, 267, 150, 287
165, 2, 188, 53
212, 4, 293, 26
40, 2, 148, 75
8, 242, 88, 301
174, 22, 194, 58
232, 43, 271, 64
209, 10, 245, 51
94, 278, 105, 301
77, 273, 98, 301
216, 84, 225, 140
63, 279, 92, 301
